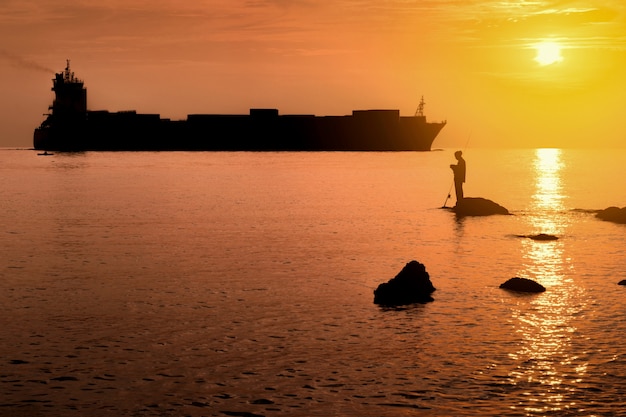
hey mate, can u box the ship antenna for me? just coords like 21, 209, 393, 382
415, 96, 425, 117
64, 59, 71, 82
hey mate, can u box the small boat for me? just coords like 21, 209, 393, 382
37, 151, 54, 156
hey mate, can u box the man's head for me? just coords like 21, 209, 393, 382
454, 150, 462, 160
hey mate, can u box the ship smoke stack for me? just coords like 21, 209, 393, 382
0, 49, 54, 73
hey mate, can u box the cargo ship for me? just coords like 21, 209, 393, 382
34, 61, 446, 151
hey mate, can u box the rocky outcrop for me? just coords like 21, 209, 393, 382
453, 197, 509, 217
596, 206, 626, 224
374, 261, 436, 305
500, 277, 546, 293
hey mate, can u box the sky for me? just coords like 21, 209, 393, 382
1, 0, 625, 148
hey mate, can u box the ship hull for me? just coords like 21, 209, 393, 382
33, 127, 48, 150
34, 109, 445, 152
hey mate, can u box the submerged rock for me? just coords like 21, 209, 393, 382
529, 233, 558, 241
516, 233, 559, 241
453, 197, 509, 217
374, 260, 436, 306
500, 277, 546, 293
596, 206, 626, 224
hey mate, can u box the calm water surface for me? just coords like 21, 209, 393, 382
1, 149, 625, 416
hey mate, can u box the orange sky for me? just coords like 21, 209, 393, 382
1, 0, 625, 148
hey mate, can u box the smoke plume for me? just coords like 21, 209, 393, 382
0, 49, 55, 74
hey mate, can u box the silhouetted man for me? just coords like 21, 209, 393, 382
450, 150, 466, 204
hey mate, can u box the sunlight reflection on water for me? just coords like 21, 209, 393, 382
532, 149, 565, 211
519, 148, 571, 282
510, 148, 588, 414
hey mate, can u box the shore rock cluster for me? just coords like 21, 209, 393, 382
596, 206, 626, 224
392, 202, 626, 301
375, 255, 623, 306
374, 261, 436, 306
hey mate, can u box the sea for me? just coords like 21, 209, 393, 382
1, 148, 625, 417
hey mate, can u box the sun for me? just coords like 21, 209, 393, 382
534, 41, 563, 66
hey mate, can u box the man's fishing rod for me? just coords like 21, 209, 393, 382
441, 183, 454, 209
442, 131, 471, 208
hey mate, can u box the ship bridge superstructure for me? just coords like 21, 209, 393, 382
50, 60, 87, 117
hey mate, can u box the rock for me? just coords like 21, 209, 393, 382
251, 399, 275, 405
529, 233, 558, 241
50, 376, 79, 381
453, 197, 509, 216
374, 260, 436, 306
516, 233, 559, 241
618, 280, 626, 286
500, 277, 546, 293
596, 206, 626, 224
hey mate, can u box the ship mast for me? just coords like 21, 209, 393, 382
63, 59, 78, 83
415, 96, 425, 117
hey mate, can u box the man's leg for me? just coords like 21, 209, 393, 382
455, 180, 464, 202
